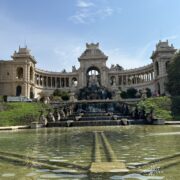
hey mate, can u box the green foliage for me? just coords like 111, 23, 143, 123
0, 102, 49, 126
146, 88, 152, 98
53, 89, 62, 96
61, 91, 70, 101
0, 96, 4, 102
126, 88, 137, 98
53, 89, 70, 101
121, 88, 152, 99
166, 51, 180, 96
171, 96, 180, 120
120, 91, 128, 99
137, 96, 172, 120
50, 96, 62, 101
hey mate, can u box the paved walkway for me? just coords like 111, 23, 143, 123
165, 121, 180, 125
0, 125, 30, 131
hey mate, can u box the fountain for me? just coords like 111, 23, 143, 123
0, 126, 179, 179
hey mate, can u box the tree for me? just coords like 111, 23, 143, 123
166, 51, 180, 119
166, 51, 180, 96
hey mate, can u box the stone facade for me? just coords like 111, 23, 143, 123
0, 41, 176, 98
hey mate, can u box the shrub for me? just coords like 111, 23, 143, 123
126, 88, 137, 98
137, 96, 172, 120
120, 91, 128, 99
61, 91, 70, 101
52, 89, 70, 101
53, 89, 62, 96
146, 88, 152, 98
3, 95, 7, 102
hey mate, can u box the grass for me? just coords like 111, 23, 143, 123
0, 102, 49, 126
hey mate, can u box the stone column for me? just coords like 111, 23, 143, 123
151, 72, 153, 80
46, 76, 48, 87
59, 77, 61, 88
51, 77, 53, 88
55, 77, 57, 88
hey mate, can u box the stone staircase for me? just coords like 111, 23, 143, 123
47, 111, 130, 127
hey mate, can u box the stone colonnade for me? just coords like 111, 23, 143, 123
109, 65, 154, 86
35, 70, 78, 89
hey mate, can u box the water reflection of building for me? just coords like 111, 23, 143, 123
0, 41, 176, 98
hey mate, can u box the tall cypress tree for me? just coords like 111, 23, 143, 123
167, 51, 180, 119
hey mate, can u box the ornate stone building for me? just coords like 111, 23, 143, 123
0, 40, 176, 99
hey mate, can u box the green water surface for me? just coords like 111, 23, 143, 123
0, 125, 179, 179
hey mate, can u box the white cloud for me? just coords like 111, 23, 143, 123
70, 9, 91, 24
70, 0, 119, 24
105, 43, 154, 70
70, 7, 114, 24
103, 7, 113, 16
0, 11, 84, 72
53, 45, 84, 71
1, 10, 178, 73
77, 0, 94, 8
161, 35, 178, 41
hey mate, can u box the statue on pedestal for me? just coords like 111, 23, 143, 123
53, 108, 60, 121
141, 88, 147, 99
88, 74, 100, 88
60, 108, 65, 119
39, 110, 47, 126
47, 109, 55, 122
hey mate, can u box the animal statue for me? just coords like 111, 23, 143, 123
53, 108, 61, 121
47, 109, 55, 122
39, 111, 48, 126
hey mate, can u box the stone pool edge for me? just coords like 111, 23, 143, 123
0, 125, 30, 131
0, 121, 180, 131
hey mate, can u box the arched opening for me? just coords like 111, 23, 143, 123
16, 85, 22, 96
30, 87, 34, 99
87, 67, 100, 87
155, 62, 159, 76
72, 77, 78, 87
30, 67, 33, 81
16, 67, 23, 79
110, 76, 116, 85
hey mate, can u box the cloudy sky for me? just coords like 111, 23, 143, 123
0, 0, 180, 71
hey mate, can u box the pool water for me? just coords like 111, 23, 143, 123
0, 125, 179, 179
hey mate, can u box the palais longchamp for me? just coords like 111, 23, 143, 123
0, 40, 176, 99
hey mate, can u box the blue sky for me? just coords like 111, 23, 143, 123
0, 0, 180, 71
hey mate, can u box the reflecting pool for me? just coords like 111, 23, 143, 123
0, 125, 180, 179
